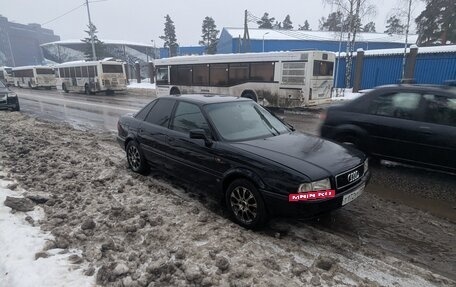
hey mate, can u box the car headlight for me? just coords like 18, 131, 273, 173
7, 92, 17, 98
364, 159, 369, 174
298, 178, 331, 193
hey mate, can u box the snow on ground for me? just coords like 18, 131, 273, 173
127, 82, 156, 90
0, 178, 95, 287
331, 88, 363, 101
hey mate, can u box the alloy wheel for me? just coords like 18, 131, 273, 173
127, 145, 141, 171
230, 186, 258, 224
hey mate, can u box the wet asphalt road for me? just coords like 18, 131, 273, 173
11, 87, 456, 221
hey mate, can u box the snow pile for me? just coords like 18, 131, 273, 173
0, 179, 94, 287
127, 82, 156, 90
331, 88, 362, 101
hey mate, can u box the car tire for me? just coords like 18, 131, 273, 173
126, 141, 148, 174
62, 83, 69, 93
84, 84, 91, 95
241, 92, 257, 102
13, 104, 20, 112
225, 179, 267, 229
336, 133, 361, 150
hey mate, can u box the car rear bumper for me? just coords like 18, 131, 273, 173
261, 171, 371, 217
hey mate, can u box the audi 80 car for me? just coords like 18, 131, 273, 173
0, 80, 20, 111
321, 85, 456, 173
117, 95, 370, 228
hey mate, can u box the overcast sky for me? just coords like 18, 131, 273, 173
3, 0, 425, 46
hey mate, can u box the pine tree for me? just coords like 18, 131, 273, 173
199, 16, 219, 54
363, 21, 376, 32
159, 15, 179, 57
384, 15, 405, 35
257, 13, 275, 29
282, 15, 293, 30
81, 23, 105, 60
319, 11, 345, 31
415, 0, 456, 45
273, 21, 282, 30
298, 20, 311, 31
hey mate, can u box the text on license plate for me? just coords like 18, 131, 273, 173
342, 185, 364, 206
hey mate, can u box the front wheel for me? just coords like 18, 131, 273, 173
226, 179, 267, 229
12, 104, 20, 112
84, 84, 91, 95
126, 141, 148, 174
62, 83, 69, 93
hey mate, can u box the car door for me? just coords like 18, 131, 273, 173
415, 93, 456, 171
137, 98, 176, 169
365, 91, 425, 162
165, 101, 225, 189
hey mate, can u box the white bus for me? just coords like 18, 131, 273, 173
12, 66, 56, 89
55, 60, 127, 95
154, 51, 335, 107
0, 67, 14, 86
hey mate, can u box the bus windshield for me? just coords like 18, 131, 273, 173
102, 64, 123, 74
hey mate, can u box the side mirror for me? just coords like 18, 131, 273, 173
189, 129, 213, 147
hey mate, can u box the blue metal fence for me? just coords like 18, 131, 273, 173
335, 50, 456, 89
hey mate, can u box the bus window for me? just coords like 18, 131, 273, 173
82, 66, 88, 77
192, 65, 209, 86
102, 64, 123, 73
156, 66, 169, 84
69, 67, 76, 78
209, 64, 228, 86
36, 68, 54, 75
177, 66, 192, 85
282, 62, 306, 85
250, 62, 274, 82
229, 63, 249, 85
64, 68, 70, 78
74, 67, 81, 77
88, 66, 96, 77
313, 61, 334, 77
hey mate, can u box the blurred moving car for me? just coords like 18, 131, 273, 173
0, 81, 20, 111
321, 84, 456, 173
117, 94, 369, 229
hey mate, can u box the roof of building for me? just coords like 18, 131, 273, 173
223, 27, 418, 44
41, 39, 154, 48
338, 45, 456, 57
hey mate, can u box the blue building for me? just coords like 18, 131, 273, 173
217, 27, 418, 54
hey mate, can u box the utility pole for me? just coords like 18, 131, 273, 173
85, 0, 97, 61
242, 10, 251, 53
401, 0, 412, 80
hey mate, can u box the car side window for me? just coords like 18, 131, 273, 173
144, 99, 175, 127
135, 100, 156, 121
423, 94, 456, 127
368, 92, 421, 120
171, 102, 210, 134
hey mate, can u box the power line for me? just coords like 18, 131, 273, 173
41, 3, 85, 26
41, 0, 108, 26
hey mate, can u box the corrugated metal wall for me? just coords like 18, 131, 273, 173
335, 52, 456, 89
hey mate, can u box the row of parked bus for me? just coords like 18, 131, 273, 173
1, 50, 336, 107
0, 59, 127, 95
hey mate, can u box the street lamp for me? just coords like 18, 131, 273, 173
262, 32, 269, 52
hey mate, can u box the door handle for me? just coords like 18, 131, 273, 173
419, 126, 433, 135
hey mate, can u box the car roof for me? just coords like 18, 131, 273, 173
368, 84, 456, 96
160, 94, 252, 104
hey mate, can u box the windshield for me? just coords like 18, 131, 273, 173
205, 101, 289, 141
102, 64, 123, 74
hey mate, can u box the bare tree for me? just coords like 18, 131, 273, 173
323, 0, 376, 88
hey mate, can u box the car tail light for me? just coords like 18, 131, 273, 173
319, 110, 327, 121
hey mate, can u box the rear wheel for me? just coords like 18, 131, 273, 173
226, 179, 267, 229
12, 104, 20, 112
62, 83, 69, 93
84, 84, 91, 95
126, 141, 148, 174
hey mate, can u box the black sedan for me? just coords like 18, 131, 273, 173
117, 95, 369, 228
321, 85, 456, 173
0, 81, 20, 111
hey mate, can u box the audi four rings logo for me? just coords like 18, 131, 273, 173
347, 170, 360, 182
